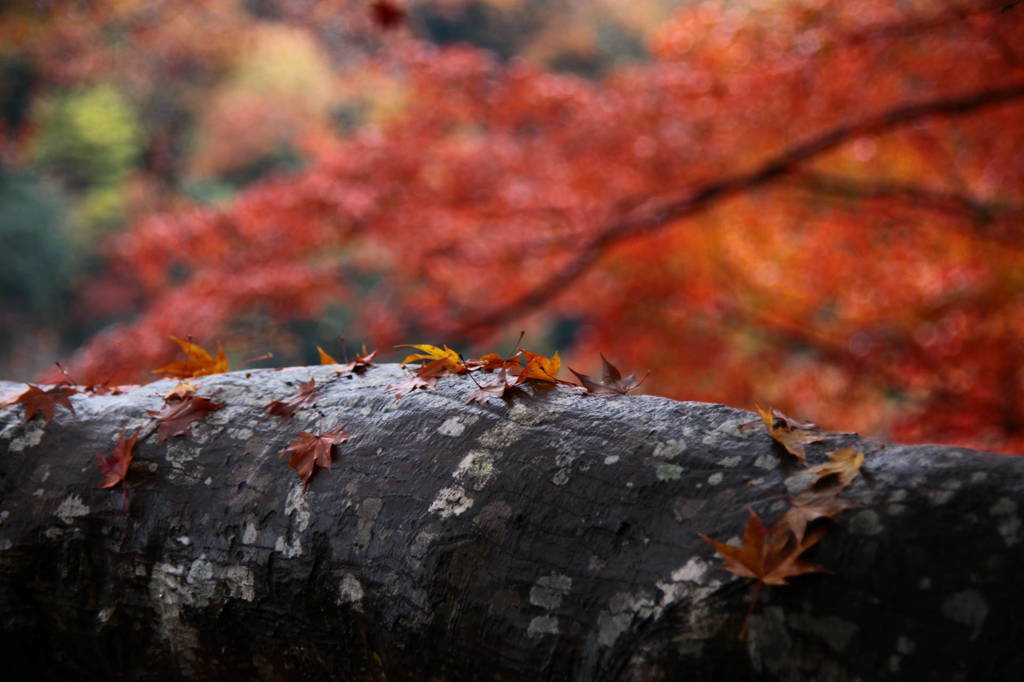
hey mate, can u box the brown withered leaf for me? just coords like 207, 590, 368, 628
386, 357, 448, 399
265, 378, 320, 418
781, 487, 861, 543
805, 447, 865, 489
570, 353, 649, 396
515, 350, 561, 384
147, 395, 224, 440
153, 337, 229, 379
280, 425, 351, 489
465, 368, 522, 404
700, 508, 829, 637
336, 348, 378, 374
5, 384, 78, 424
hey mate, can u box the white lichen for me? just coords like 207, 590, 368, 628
55, 494, 89, 524
429, 486, 473, 519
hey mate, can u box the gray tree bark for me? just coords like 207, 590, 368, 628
1, 364, 1022, 681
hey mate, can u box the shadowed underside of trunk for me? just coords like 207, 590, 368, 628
1, 364, 1022, 681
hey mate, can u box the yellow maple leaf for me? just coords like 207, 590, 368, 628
396, 344, 464, 372
153, 337, 229, 379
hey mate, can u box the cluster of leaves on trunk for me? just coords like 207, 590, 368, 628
701, 407, 869, 637
2, 337, 647, 510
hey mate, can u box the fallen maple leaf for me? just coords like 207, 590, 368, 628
569, 353, 649, 396
397, 344, 464, 373
780, 486, 860, 544
805, 447, 865, 489
4, 384, 78, 424
515, 350, 561, 384
96, 429, 139, 513
464, 351, 522, 372
465, 368, 521, 404
265, 378, 320, 418
755, 404, 826, 464
700, 508, 829, 637
153, 337, 229, 379
147, 395, 224, 440
163, 380, 198, 402
387, 357, 449, 399
280, 424, 351, 489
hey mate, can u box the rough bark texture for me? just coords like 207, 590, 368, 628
1, 364, 1022, 681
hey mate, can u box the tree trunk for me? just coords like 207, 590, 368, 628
1, 365, 1022, 681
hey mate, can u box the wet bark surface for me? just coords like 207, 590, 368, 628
1, 364, 1022, 681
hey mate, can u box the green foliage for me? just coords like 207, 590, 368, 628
30, 82, 141, 191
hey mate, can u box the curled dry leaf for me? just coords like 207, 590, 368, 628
4, 384, 78, 424
755, 404, 827, 464
280, 425, 351, 489
147, 395, 224, 440
153, 337, 229, 379
700, 508, 829, 637
386, 357, 450, 400
515, 350, 561, 384
570, 353, 649, 396
265, 378, 320, 418
465, 368, 521, 404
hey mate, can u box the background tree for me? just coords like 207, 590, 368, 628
3, 0, 1024, 451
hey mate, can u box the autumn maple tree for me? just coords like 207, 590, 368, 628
17, 0, 1024, 453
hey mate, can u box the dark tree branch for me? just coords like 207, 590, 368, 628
453, 82, 1024, 338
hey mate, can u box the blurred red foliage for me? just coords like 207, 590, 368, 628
48, 0, 1024, 452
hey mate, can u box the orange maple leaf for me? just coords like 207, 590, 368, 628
515, 350, 561, 384
700, 508, 829, 637
265, 378, 320, 418
153, 337, 229, 379
146, 395, 224, 440
4, 384, 78, 424
280, 425, 351, 489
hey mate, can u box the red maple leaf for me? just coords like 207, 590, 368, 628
147, 395, 224, 440
700, 508, 829, 637
4, 384, 78, 424
265, 378, 320, 418
280, 425, 351, 489
96, 429, 140, 513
